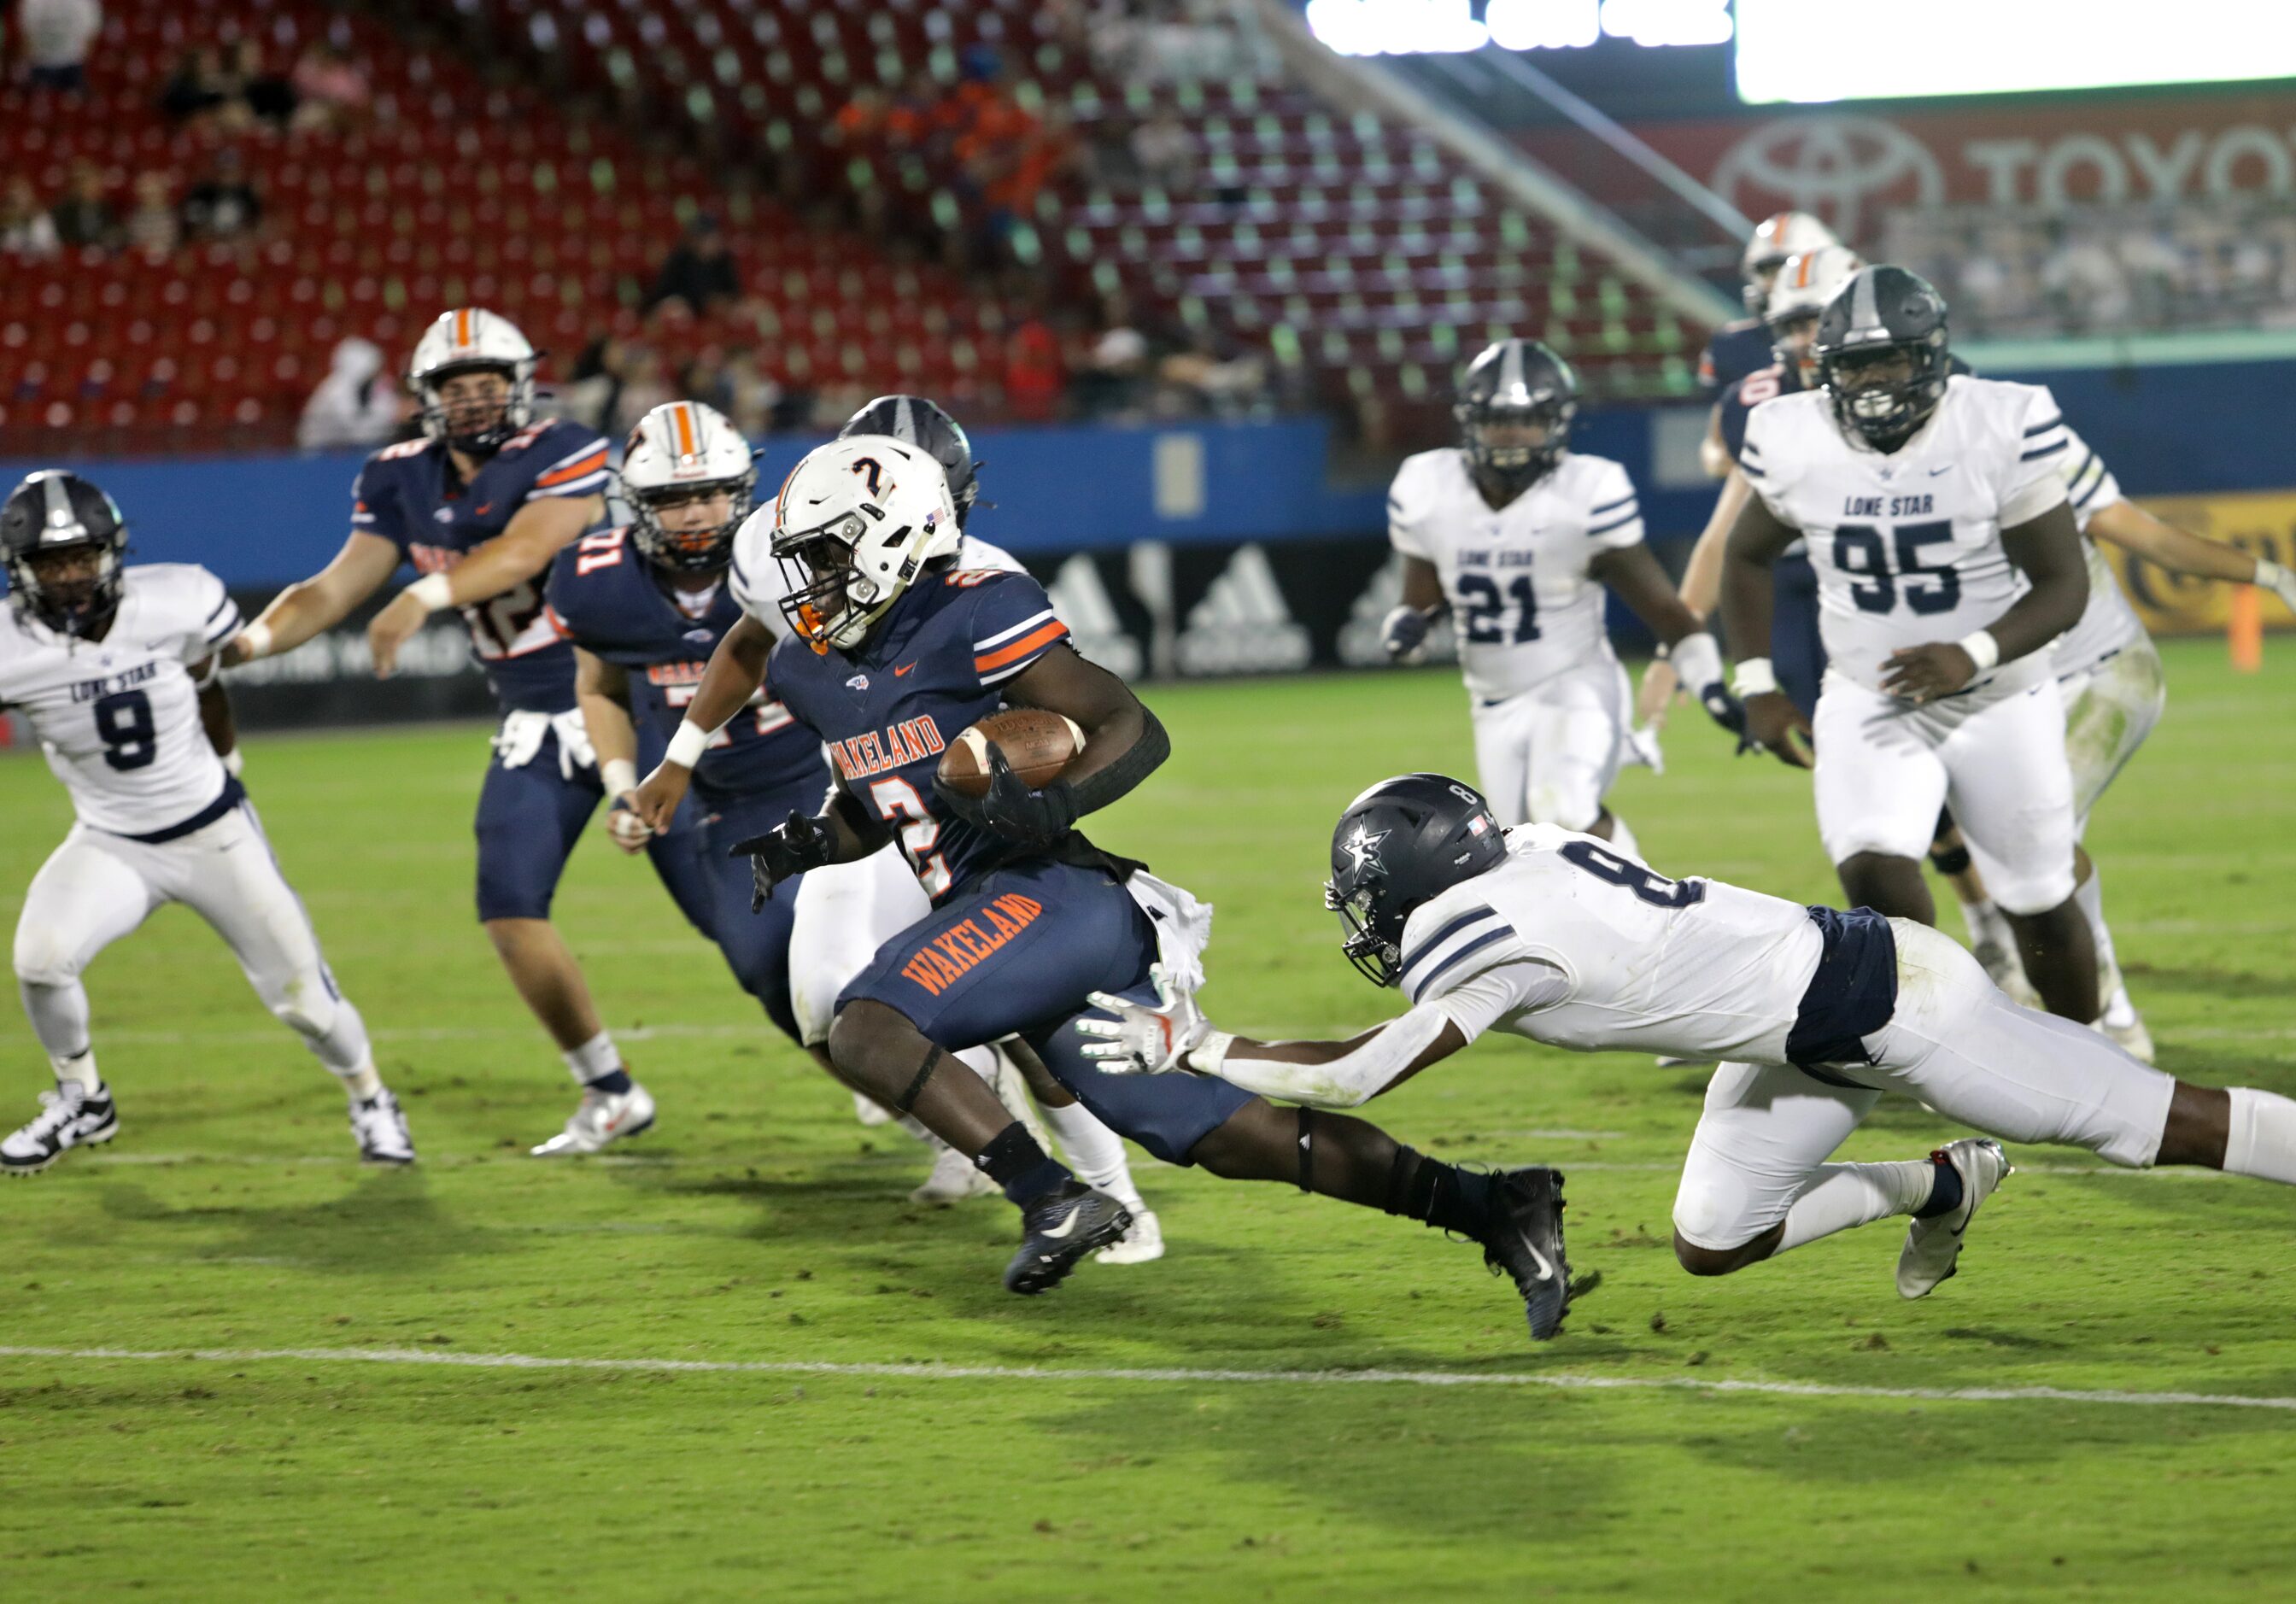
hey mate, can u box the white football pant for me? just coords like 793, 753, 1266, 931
1468, 654, 1633, 831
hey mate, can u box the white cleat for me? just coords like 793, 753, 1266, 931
350, 1088, 416, 1165
2103, 1013, 2156, 1064
1096, 1206, 1165, 1265
1, 1080, 117, 1177
531, 1080, 657, 1156
1896, 1138, 2012, 1299
910, 1141, 999, 1204
852, 1090, 893, 1127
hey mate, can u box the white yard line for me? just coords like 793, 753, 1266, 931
0, 1342, 2290, 1414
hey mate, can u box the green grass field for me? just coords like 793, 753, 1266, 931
3, 637, 2292, 1601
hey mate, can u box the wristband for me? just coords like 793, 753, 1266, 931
1187, 1030, 1235, 1076
1731, 656, 1778, 698
1957, 629, 2001, 673
601, 758, 639, 798
237, 619, 273, 659
407, 572, 455, 612
664, 719, 711, 770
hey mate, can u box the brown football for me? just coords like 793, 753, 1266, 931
935, 707, 1087, 799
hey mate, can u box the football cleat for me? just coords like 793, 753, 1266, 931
1003, 1180, 1131, 1296
2102, 1013, 2155, 1065
0, 1080, 116, 1177
1095, 1205, 1165, 1266
910, 1140, 999, 1204
350, 1088, 416, 1165
531, 1080, 657, 1156
1897, 1138, 2012, 1299
1480, 1166, 1573, 1340
852, 1090, 894, 1127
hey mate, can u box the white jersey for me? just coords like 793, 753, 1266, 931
729, 508, 1028, 641
1386, 448, 1644, 700
2049, 423, 2147, 681
1398, 824, 1824, 1066
1742, 375, 2072, 695
0, 564, 240, 836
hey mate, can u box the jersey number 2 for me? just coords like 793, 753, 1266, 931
868, 776, 952, 899
1559, 839, 1705, 909
94, 688, 158, 771
1455, 572, 1541, 644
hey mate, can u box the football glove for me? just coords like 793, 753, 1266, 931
1381, 604, 1432, 664
729, 810, 838, 912
934, 744, 1077, 852
1669, 630, 1754, 753
1076, 965, 1212, 1075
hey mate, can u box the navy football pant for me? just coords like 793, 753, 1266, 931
1773, 552, 1827, 719
473, 730, 602, 922
645, 801, 803, 1044
840, 858, 1255, 1164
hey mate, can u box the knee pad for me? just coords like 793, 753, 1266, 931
270, 994, 338, 1041
13, 944, 79, 990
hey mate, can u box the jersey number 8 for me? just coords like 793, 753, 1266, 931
1560, 838, 1706, 909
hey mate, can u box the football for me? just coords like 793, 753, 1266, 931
935, 708, 1087, 798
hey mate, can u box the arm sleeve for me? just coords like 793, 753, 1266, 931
1583, 459, 1644, 551
967, 571, 1071, 688
2056, 423, 2123, 524
1386, 467, 1430, 559
2000, 384, 2074, 528
526, 424, 612, 501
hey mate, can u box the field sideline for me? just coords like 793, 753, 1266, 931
3, 638, 2292, 1601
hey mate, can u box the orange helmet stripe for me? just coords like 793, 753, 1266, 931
671, 402, 698, 458
453, 307, 473, 348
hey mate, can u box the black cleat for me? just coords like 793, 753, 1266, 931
1480, 1165, 1572, 1341
1004, 1180, 1132, 1296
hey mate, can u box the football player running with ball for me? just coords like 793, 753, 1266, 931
1719, 266, 2101, 1025
1080, 775, 2296, 1302
631, 439, 1571, 1337
1381, 339, 1742, 858
1, 473, 413, 1174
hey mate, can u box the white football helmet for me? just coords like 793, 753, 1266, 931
620, 400, 755, 574
1766, 246, 1865, 383
761, 435, 959, 650
1740, 211, 1840, 313
407, 306, 538, 454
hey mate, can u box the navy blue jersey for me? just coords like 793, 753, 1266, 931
542, 525, 826, 817
350, 418, 611, 713
767, 565, 1074, 904
1699, 319, 1776, 395
1717, 358, 1807, 470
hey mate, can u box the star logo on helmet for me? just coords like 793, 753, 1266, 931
1342, 823, 1390, 876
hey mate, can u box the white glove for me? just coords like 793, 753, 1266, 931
2257, 557, 2296, 617
601, 758, 653, 853
1077, 964, 1212, 1075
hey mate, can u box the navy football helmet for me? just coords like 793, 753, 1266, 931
1325, 773, 1508, 987
1814, 266, 1952, 449
840, 394, 987, 530
1, 471, 129, 636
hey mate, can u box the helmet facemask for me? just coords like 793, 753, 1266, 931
1459, 396, 1573, 499
416, 360, 534, 458
1324, 872, 1403, 988
10, 541, 122, 637
630, 475, 753, 577
773, 511, 895, 650
1819, 335, 1948, 449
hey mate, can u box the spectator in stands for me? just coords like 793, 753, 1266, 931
645, 215, 741, 315
159, 45, 231, 126
1071, 293, 1153, 419
2, 177, 62, 259
715, 347, 782, 440
296, 337, 402, 451
290, 40, 370, 133
564, 338, 675, 438
2040, 221, 2131, 334
180, 148, 262, 241
18, 0, 102, 94
48, 160, 117, 249
121, 170, 179, 255
226, 38, 296, 132
1004, 313, 1065, 423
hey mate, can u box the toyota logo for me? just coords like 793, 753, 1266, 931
1713, 115, 1946, 242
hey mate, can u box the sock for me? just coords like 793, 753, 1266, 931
1383, 1147, 1497, 1238
1955, 894, 2001, 947
287, 996, 383, 1101
1912, 1152, 1965, 1219
1603, 813, 1642, 862
975, 1120, 1073, 1205
1776, 1160, 1935, 1252
1040, 1098, 1144, 1209
20, 977, 94, 1082
2223, 1088, 2296, 1185
562, 1031, 626, 1091
2074, 867, 2133, 1024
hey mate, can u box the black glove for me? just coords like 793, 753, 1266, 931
729, 809, 839, 912
1694, 679, 1755, 754
934, 744, 1077, 851
1380, 604, 1431, 661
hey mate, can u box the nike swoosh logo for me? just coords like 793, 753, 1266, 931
1524, 1243, 1556, 1282
1927, 465, 1951, 477
893, 662, 917, 676
474, 502, 495, 515
1039, 1210, 1082, 1240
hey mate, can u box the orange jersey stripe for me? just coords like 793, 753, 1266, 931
973, 619, 1069, 673
536, 448, 609, 488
